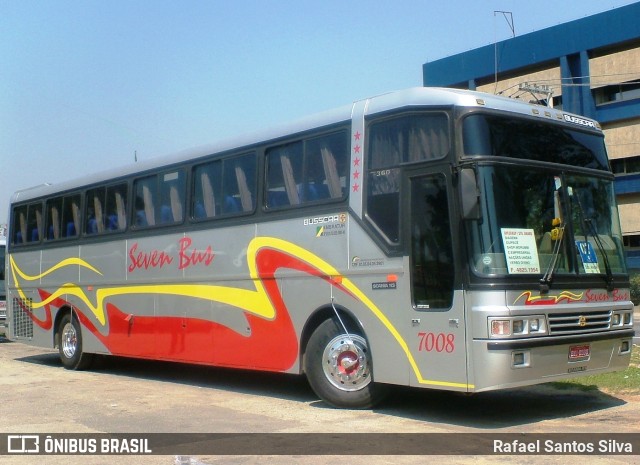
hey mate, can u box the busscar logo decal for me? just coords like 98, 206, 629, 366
563, 114, 597, 129
303, 213, 347, 226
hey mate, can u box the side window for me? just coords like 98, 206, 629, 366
134, 171, 185, 228
222, 153, 256, 214
45, 197, 63, 240
134, 176, 157, 228
159, 171, 185, 224
46, 194, 80, 240
266, 142, 303, 208
193, 160, 222, 219
12, 202, 43, 245
304, 132, 348, 202
265, 131, 348, 209
367, 114, 450, 244
86, 187, 106, 234
192, 153, 256, 219
63, 194, 81, 238
106, 183, 128, 231
411, 174, 454, 309
86, 183, 128, 234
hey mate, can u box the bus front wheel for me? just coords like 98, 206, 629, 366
57, 313, 93, 370
304, 318, 387, 408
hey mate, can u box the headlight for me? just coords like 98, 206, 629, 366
530, 318, 540, 332
512, 320, 524, 334
612, 311, 633, 327
489, 315, 547, 338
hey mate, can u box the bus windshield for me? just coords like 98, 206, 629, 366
463, 113, 610, 170
467, 164, 627, 280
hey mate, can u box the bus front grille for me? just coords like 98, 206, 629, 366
12, 298, 34, 339
548, 310, 612, 335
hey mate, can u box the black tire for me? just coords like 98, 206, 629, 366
304, 317, 388, 409
57, 313, 93, 370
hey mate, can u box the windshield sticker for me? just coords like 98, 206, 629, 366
501, 228, 541, 274
576, 240, 600, 274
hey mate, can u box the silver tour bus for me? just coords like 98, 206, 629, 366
6, 88, 634, 408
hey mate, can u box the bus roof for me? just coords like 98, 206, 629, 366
10, 87, 600, 204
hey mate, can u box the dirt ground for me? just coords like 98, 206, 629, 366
0, 338, 638, 465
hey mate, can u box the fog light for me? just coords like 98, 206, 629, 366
513, 352, 525, 365
491, 320, 511, 336
621, 340, 630, 354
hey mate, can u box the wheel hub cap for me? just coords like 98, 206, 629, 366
322, 334, 371, 391
61, 323, 77, 359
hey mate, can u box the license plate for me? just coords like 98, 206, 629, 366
569, 345, 590, 360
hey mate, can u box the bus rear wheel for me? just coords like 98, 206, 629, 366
304, 318, 387, 409
57, 313, 93, 370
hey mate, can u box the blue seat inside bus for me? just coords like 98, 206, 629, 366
87, 218, 97, 234
193, 202, 206, 219
224, 196, 241, 212
136, 210, 147, 227
305, 183, 329, 201
160, 205, 172, 224
267, 191, 288, 207
106, 214, 119, 230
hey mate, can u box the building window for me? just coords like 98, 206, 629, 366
594, 82, 640, 105
624, 234, 640, 249
611, 155, 640, 176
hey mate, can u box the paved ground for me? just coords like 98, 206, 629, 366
0, 338, 638, 465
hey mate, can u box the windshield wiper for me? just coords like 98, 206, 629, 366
539, 217, 564, 294
570, 188, 614, 292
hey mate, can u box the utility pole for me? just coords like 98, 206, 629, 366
493, 11, 515, 92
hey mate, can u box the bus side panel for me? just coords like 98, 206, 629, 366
7, 247, 51, 347
345, 224, 415, 387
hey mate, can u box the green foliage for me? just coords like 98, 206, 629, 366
631, 273, 640, 306
551, 345, 640, 395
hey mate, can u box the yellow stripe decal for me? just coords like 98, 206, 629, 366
10, 237, 471, 388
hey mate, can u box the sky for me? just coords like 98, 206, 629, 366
1, 0, 638, 225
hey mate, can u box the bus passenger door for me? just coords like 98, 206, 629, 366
406, 169, 468, 390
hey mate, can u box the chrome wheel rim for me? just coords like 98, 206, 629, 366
322, 334, 371, 391
61, 322, 78, 359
